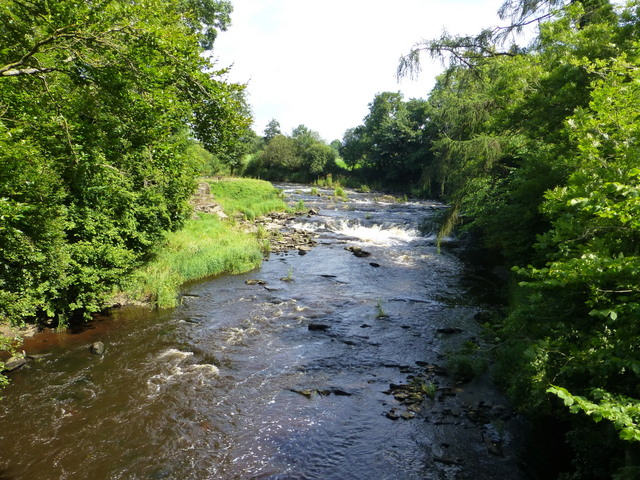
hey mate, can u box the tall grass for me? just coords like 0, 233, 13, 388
207, 178, 287, 220
120, 178, 287, 308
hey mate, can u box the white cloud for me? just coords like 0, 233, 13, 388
213, 0, 506, 142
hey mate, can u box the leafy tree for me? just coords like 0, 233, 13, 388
0, 0, 250, 325
301, 142, 337, 178
258, 135, 301, 172
340, 126, 369, 169
400, 0, 640, 476
340, 92, 432, 191
247, 125, 337, 182
263, 119, 282, 142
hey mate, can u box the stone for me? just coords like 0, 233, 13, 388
90, 341, 105, 355
331, 388, 353, 396
3, 356, 27, 372
401, 410, 416, 420
386, 409, 400, 420
308, 323, 330, 331
436, 327, 464, 334
26, 353, 51, 361
345, 246, 371, 258
289, 388, 314, 398
485, 439, 504, 457
433, 456, 463, 466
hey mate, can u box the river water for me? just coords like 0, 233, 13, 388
0, 185, 532, 480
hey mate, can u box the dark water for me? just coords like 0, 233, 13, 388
0, 186, 532, 480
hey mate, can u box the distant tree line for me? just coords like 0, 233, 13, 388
243, 120, 339, 183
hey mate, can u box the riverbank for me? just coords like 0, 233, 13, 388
112, 177, 315, 309
0, 178, 305, 371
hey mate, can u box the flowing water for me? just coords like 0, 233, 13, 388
0, 186, 533, 480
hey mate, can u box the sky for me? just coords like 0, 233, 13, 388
212, 0, 507, 142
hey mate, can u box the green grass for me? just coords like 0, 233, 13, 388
376, 298, 389, 318
207, 178, 287, 220
120, 177, 287, 308
334, 186, 348, 200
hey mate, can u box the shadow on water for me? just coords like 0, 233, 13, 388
0, 184, 536, 480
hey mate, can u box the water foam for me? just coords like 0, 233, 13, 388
147, 349, 219, 396
328, 220, 421, 246
157, 348, 194, 360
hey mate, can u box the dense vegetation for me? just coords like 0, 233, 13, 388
391, 0, 640, 477
0, 0, 251, 327
340, 93, 434, 193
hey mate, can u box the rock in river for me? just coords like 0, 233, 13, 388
90, 341, 105, 355
3, 356, 27, 372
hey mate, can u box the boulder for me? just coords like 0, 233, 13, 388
345, 246, 371, 258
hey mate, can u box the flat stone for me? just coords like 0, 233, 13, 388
433, 455, 463, 465
289, 388, 314, 398
3, 356, 27, 372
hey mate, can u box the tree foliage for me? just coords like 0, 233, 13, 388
340, 92, 433, 192
397, 0, 640, 476
246, 124, 337, 182
0, 0, 250, 325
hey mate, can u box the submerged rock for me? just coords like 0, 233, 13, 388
345, 246, 371, 258
308, 323, 330, 332
437, 327, 464, 334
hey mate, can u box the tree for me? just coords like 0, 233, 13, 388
399, 0, 640, 476
340, 92, 431, 190
302, 143, 337, 178
0, 0, 251, 325
256, 135, 301, 174
247, 126, 336, 182
263, 119, 282, 142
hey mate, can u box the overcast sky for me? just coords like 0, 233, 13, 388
213, 0, 507, 142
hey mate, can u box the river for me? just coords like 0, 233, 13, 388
0, 185, 533, 480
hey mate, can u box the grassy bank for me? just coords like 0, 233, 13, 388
120, 178, 287, 308
208, 177, 288, 220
